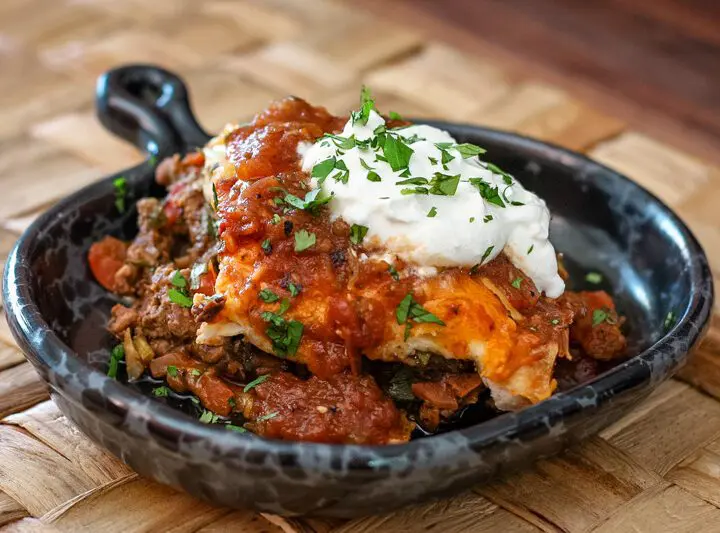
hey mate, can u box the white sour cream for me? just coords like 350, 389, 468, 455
300, 110, 565, 298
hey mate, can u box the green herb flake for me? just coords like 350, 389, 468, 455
585, 272, 603, 284
294, 229, 316, 252
469, 178, 505, 207
288, 282, 301, 297
395, 177, 429, 186
107, 344, 125, 379
257, 411, 279, 422
226, 425, 247, 433
271, 213, 282, 225
167, 365, 179, 377
388, 111, 403, 121
168, 288, 193, 308
663, 310, 677, 332
455, 143, 487, 159
350, 224, 369, 245
199, 410, 219, 424
261, 312, 304, 357
190, 369, 202, 377
278, 297, 291, 315
527, 244, 534, 254
261, 238, 272, 254
428, 156, 438, 165
382, 135, 414, 171
396, 293, 445, 340
259, 288, 279, 303
113, 177, 128, 213
469, 217, 475, 223
243, 373, 271, 393
469, 264, 480, 275
591, 308, 615, 327
366, 171, 382, 182
427, 207, 438, 218
311, 157, 337, 183
152, 386, 172, 398
400, 186, 429, 195
170, 270, 188, 289
484, 214, 494, 223
511, 277, 523, 289
429, 173, 460, 196
481, 245, 494, 264
388, 264, 400, 281
284, 188, 332, 214
551, 318, 560, 325
351, 86, 376, 126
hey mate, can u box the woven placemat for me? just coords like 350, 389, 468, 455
1, 1, 720, 531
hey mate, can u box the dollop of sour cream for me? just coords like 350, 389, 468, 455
301, 110, 565, 298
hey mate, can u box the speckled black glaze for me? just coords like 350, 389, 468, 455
2, 65, 714, 517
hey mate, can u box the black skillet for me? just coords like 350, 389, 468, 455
2, 65, 713, 517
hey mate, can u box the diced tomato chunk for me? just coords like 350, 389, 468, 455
88, 236, 127, 291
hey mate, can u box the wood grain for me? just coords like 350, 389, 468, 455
0, 0, 719, 531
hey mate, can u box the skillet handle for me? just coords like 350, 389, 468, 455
96, 65, 211, 157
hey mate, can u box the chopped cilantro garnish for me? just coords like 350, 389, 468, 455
585, 272, 603, 284
107, 344, 124, 379
113, 177, 127, 213
360, 158, 375, 171
592, 308, 616, 327
400, 186, 429, 195
259, 288, 279, 303
261, 311, 304, 357
243, 374, 270, 393
226, 425, 247, 433
382, 135, 414, 171
527, 244, 534, 254
331, 159, 350, 184
455, 143, 487, 159
152, 386, 172, 398
261, 238, 272, 254
288, 282, 301, 297
486, 162, 513, 183
367, 171, 381, 182
271, 213, 281, 225
510, 201, 525, 206
428, 156, 438, 165
511, 277, 523, 289
351, 86, 376, 126
663, 310, 677, 332
257, 411, 279, 422
388, 264, 400, 281
294, 229, 316, 252
429, 173, 460, 196
427, 207, 437, 218
481, 245, 494, 264
171, 270, 188, 289
350, 224, 369, 245
168, 288, 193, 308
311, 157, 337, 182
396, 293, 446, 341
388, 111, 403, 121
190, 369, 202, 377
199, 410, 219, 424
283, 188, 333, 214
396, 177, 429, 186
551, 318, 560, 325
469, 264, 480, 275
469, 217, 475, 223
484, 215, 494, 223
167, 365, 178, 377
278, 298, 291, 315
469, 178, 505, 207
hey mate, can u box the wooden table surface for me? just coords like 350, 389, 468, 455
1, 1, 720, 532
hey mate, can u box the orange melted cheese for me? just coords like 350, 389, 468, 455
200, 98, 565, 406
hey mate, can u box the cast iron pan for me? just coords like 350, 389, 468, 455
2, 65, 714, 517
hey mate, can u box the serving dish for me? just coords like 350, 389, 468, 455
2, 64, 713, 517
